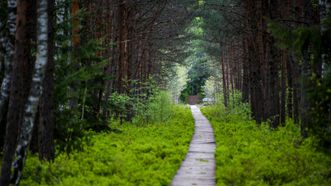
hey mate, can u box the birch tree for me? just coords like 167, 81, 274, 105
38, 0, 55, 161
320, 0, 331, 72
0, 0, 16, 140
10, 0, 49, 184
320, 0, 331, 33
0, 0, 31, 185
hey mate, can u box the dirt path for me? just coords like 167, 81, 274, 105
171, 105, 216, 186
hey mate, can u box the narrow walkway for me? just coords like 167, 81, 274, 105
171, 105, 216, 186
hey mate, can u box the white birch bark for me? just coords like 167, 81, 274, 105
320, 0, 331, 32
0, 0, 17, 123
11, 0, 48, 184
7, 0, 17, 36
320, 0, 331, 73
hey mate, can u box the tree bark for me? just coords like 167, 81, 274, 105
221, 50, 228, 107
319, 0, 331, 75
68, 0, 80, 109
11, 0, 49, 184
300, 0, 316, 137
280, 51, 287, 124
0, 0, 16, 151
287, 54, 294, 118
0, 0, 34, 184
38, 0, 55, 161
267, 0, 281, 128
242, 33, 250, 103
245, 0, 264, 123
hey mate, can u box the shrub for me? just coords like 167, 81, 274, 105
202, 105, 331, 186
133, 91, 173, 125
19, 105, 194, 186
108, 92, 132, 124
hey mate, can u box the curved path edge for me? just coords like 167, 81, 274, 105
171, 105, 216, 186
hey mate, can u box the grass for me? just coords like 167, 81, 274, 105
201, 103, 331, 186
19, 105, 194, 186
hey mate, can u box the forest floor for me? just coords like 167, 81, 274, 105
171, 105, 216, 186
18, 105, 194, 186
2, 104, 331, 185
202, 104, 331, 186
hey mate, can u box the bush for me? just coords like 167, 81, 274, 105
20, 105, 194, 186
206, 94, 251, 122
108, 92, 132, 124
133, 91, 173, 125
202, 105, 331, 186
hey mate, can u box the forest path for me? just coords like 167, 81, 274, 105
171, 105, 216, 186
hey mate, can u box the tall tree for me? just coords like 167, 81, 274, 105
38, 0, 55, 161
0, 0, 16, 150
266, 0, 281, 128
299, 0, 316, 137
11, 0, 49, 184
0, 0, 34, 184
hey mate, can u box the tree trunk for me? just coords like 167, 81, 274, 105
300, 49, 311, 137
38, 0, 55, 161
246, 0, 264, 124
242, 35, 250, 102
267, 44, 281, 128
268, 0, 281, 128
0, 0, 34, 184
0, 0, 16, 151
11, 0, 49, 184
319, 0, 331, 75
69, 0, 80, 109
287, 54, 294, 118
280, 51, 287, 124
300, 0, 316, 137
221, 50, 228, 107
102, 2, 115, 119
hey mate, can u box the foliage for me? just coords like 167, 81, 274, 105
308, 69, 331, 149
108, 92, 132, 123
54, 37, 107, 152
133, 91, 173, 125
267, 21, 321, 56
52, 4, 110, 153
186, 17, 204, 37
168, 65, 188, 103
19, 105, 194, 186
213, 90, 251, 115
201, 105, 331, 186
207, 94, 251, 121
108, 90, 174, 125
107, 81, 171, 125
180, 53, 211, 102
268, 18, 331, 149
54, 109, 89, 153
203, 75, 221, 99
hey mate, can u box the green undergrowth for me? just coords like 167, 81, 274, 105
20, 105, 194, 186
201, 104, 331, 186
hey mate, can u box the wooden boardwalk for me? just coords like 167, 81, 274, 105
171, 105, 216, 186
